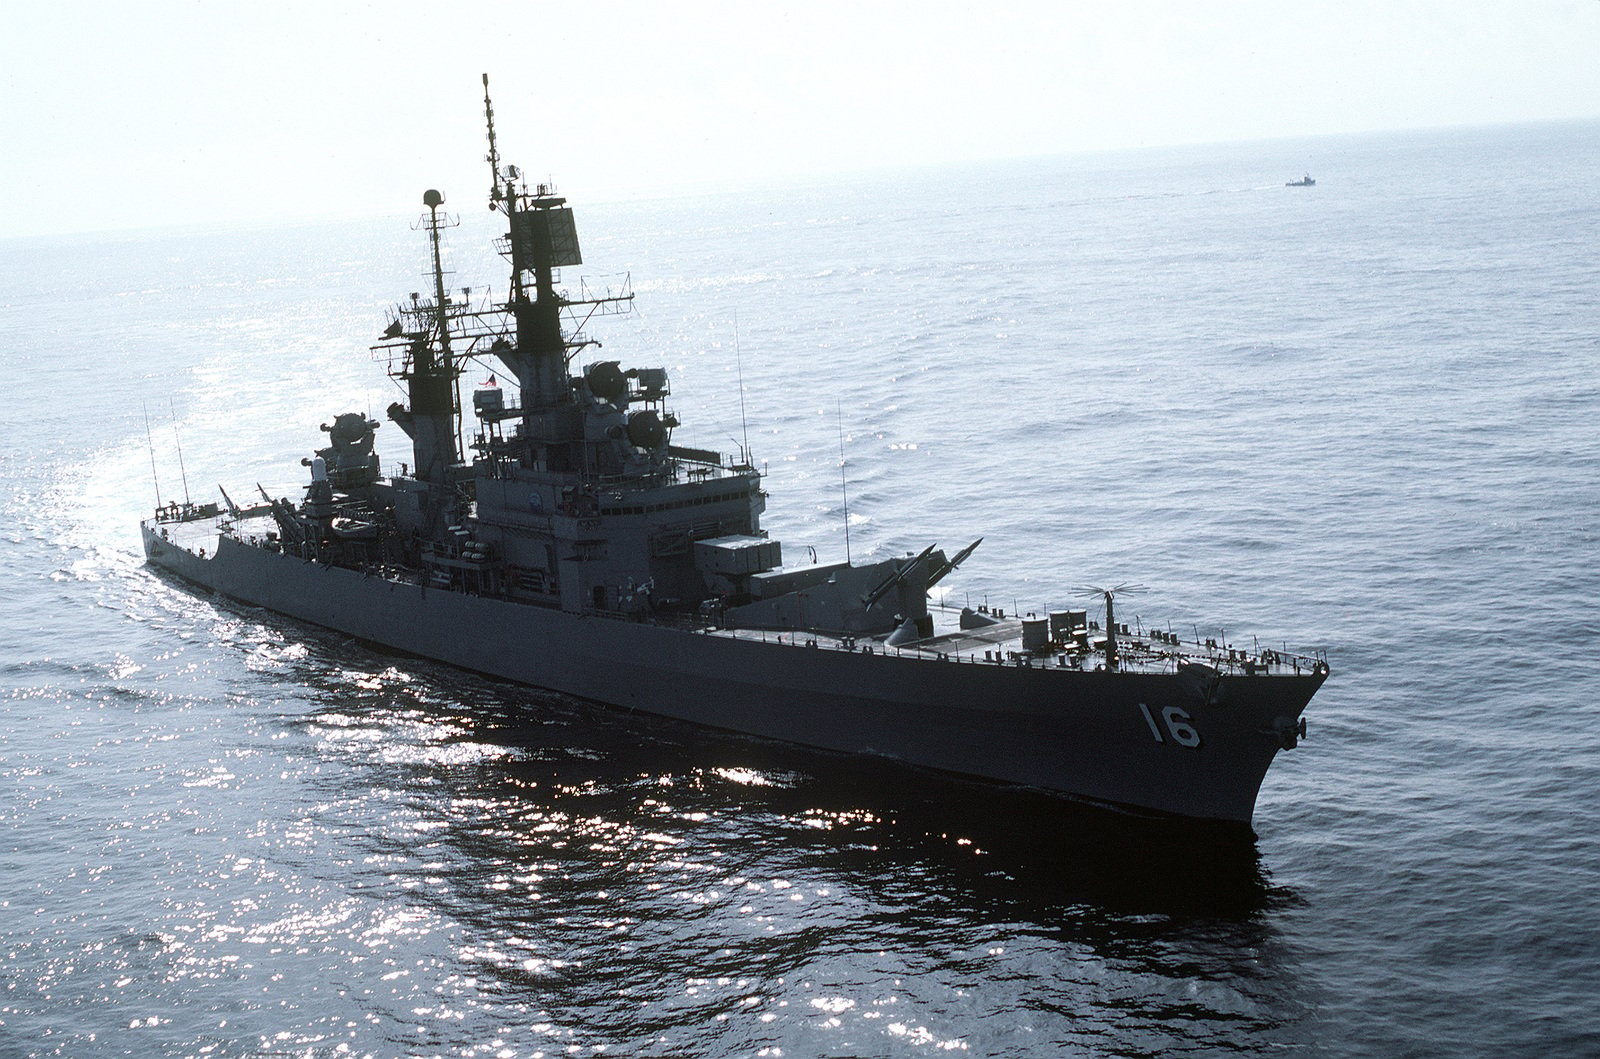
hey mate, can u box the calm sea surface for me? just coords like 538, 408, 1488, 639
2, 121, 1597, 1057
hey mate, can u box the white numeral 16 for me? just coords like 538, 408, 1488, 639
1138, 703, 1202, 748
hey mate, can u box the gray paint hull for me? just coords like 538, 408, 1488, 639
143, 525, 1321, 824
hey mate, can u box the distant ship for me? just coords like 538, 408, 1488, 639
1286, 173, 1316, 187
142, 76, 1329, 827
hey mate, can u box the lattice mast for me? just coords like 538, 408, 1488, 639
388, 188, 462, 486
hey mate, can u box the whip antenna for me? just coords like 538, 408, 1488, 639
169, 398, 191, 507
734, 310, 750, 465
837, 401, 852, 564
142, 402, 163, 510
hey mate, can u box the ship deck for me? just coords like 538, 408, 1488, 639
699, 603, 1324, 678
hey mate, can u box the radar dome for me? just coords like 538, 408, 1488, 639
626, 410, 666, 449
585, 361, 627, 401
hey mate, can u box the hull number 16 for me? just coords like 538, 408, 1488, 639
1139, 703, 1202, 748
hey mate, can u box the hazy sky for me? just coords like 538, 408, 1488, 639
5, 0, 1598, 238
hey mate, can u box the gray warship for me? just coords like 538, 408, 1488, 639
142, 77, 1328, 826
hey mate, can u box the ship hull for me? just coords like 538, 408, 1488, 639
142, 524, 1322, 825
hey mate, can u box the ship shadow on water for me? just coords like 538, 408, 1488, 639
673, 736, 1285, 922
454, 691, 1300, 1023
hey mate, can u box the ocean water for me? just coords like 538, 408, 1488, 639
2, 120, 1598, 1057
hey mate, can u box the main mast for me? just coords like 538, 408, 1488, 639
482, 73, 583, 411
470, 74, 636, 481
